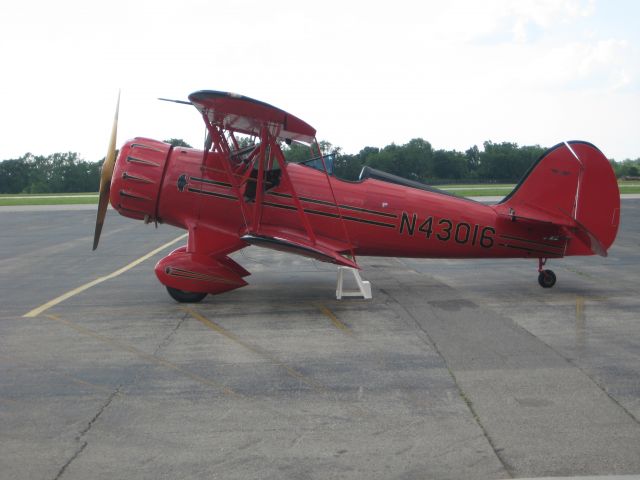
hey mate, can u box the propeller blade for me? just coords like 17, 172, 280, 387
93, 91, 120, 250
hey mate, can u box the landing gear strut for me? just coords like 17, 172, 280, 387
537, 258, 556, 288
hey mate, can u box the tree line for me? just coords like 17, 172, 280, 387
0, 138, 190, 194
0, 152, 101, 194
286, 139, 640, 183
336, 139, 547, 183
1, 139, 638, 194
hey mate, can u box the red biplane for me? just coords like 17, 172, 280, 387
93, 90, 620, 302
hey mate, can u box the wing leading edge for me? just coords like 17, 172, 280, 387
188, 90, 317, 144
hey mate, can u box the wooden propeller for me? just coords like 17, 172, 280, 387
93, 91, 120, 250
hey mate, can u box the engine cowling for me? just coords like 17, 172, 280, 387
110, 138, 172, 222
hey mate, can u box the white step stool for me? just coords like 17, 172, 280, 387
336, 267, 372, 300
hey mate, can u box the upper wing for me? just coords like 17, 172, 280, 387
188, 90, 317, 144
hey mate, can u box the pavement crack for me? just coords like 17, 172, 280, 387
515, 324, 640, 427
152, 312, 188, 356
44, 313, 239, 397
466, 295, 640, 428
572, 363, 640, 425
76, 389, 120, 441
53, 441, 87, 480
55, 388, 120, 478
379, 287, 514, 478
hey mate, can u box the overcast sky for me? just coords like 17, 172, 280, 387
1, 0, 638, 162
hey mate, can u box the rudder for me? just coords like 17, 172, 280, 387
498, 141, 620, 256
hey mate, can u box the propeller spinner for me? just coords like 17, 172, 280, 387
93, 91, 120, 250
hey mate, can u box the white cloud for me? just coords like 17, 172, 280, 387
429, 0, 595, 44
0, 0, 638, 162
508, 37, 633, 92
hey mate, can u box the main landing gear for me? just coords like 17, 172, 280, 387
537, 258, 556, 288
166, 286, 208, 303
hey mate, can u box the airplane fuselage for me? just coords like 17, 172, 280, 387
111, 138, 567, 263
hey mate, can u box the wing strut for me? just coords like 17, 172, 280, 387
268, 134, 318, 243
198, 115, 251, 233
191, 91, 357, 268
312, 140, 356, 261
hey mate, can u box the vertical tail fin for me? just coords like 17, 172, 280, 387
497, 141, 620, 256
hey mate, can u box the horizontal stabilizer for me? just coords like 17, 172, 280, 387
562, 218, 608, 257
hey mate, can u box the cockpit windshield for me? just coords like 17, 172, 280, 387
299, 154, 335, 175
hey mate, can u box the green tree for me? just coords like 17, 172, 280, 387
235, 135, 256, 149
282, 142, 314, 163
334, 153, 363, 180
0, 157, 31, 193
282, 139, 340, 163
319, 140, 340, 156
0, 152, 101, 194
164, 138, 193, 148
478, 141, 544, 181
432, 149, 468, 180
465, 145, 481, 176
402, 138, 434, 181
616, 158, 640, 177
6, 140, 629, 193
358, 146, 380, 164
24, 153, 50, 193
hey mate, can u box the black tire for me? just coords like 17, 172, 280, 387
538, 269, 556, 288
166, 286, 207, 303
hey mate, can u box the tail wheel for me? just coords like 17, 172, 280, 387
166, 286, 207, 303
538, 270, 556, 288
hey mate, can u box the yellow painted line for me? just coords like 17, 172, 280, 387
0, 396, 20, 404
314, 303, 352, 334
44, 314, 239, 397
576, 296, 585, 317
183, 306, 330, 394
59, 374, 117, 394
23, 233, 188, 318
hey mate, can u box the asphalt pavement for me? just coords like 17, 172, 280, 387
1, 200, 639, 480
